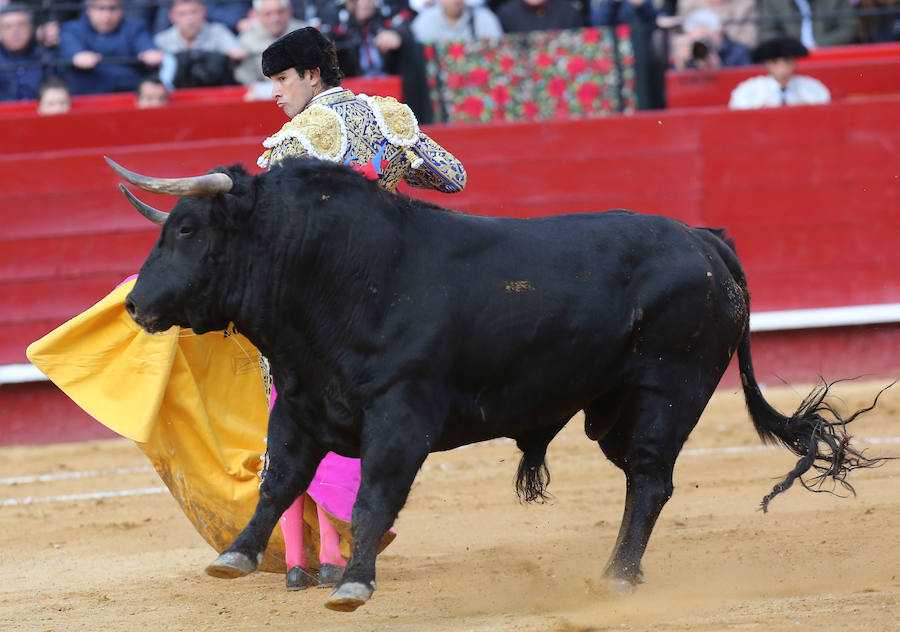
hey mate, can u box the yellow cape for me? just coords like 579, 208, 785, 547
26, 280, 364, 571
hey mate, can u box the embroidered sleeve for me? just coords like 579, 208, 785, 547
257, 105, 348, 168
402, 134, 467, 193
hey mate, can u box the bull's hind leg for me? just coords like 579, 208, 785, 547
588, 382, 711, 594
326, 385, 439, 612
206, 399, 327, 579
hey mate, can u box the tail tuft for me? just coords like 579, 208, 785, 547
758, 378, 896, 512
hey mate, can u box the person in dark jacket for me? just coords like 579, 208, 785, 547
58, 0, 164, 95
0, 5, 48, 101
496, 0, 584, 33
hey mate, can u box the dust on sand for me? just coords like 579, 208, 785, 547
2, 381, 899, 631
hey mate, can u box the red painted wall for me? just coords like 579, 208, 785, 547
1, 89, 899, 444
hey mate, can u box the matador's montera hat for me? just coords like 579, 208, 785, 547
261, 26, 340, 78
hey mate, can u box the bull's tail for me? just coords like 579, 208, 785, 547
736, 335, 894, 511
707, 227, 894, 511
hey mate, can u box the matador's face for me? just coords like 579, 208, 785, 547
269, 67, 321, 119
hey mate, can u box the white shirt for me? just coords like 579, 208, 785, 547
728, 74, 831, 110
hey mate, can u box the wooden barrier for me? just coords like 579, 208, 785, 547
1, 89, 898, 444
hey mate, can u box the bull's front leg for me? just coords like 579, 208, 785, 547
325, 384, 441, 612
206, 399, 326, 579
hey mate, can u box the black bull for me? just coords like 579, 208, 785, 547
109, 156, 888, 612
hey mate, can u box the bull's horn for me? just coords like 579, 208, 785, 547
105, 156, 233, 196
119, 184, 169, 226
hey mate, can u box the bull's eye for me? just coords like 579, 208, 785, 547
178, 225, 195, 238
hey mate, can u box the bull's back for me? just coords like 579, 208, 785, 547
393, 209, 746, 441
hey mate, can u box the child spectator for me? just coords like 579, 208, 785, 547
135, 74, 169, 106
729, 36, 830, 108
36, 74, 70, 113
58, 0, 164, 95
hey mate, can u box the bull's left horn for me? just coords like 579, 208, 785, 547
105, 156, 233, 196
119, 184, 168, 226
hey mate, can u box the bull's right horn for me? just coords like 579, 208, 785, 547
118, 184, 169, 226
105, 156, 233, 196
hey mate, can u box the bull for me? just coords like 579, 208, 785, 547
107, 156, 889, 612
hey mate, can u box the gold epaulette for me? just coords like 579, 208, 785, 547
356, 94, 420, 147
257, 104, 348, 168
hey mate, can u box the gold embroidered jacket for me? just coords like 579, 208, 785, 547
258, 89, 467, 194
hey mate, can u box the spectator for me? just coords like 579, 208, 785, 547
672, 8, 751, 70
757, 0, 858, 48
410, 0, 503, 43
150, 0, 253, 35
19, 0, 82, 48
592, 0, 658, 29
331, 0, 434, 122
58, 0, 164, 95
729, 35, 830, 108
155, 0, 247, 87
36, 74, 70, 112
495, 0, 584, 33
235, 0, 306, 87
0, 4, 46, 100
856, 0, 900, 42
675, 0, 757, 48
135, 74, 169, 106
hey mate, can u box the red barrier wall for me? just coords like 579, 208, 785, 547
1, 91, 899, 444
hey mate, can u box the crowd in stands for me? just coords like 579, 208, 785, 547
1, 0, 898, 112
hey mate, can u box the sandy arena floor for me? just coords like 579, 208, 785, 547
2, 380, 899, 632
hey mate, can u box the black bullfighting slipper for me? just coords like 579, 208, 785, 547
285, 565, 319, 591
317, 563, 344, 587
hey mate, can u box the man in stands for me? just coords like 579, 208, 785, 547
729, 36, 830, 109
496, 0, 584, 33
155, 0, 248, 87
58, 0, 163, 95
235, 0, 306, 90
0, 5, 47, 101
410, 0, 503, 44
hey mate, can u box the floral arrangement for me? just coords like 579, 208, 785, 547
424, 26, 636, 124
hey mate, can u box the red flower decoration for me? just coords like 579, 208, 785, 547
615, 25, 631, 40
446, 72, 465, 90
447, 43, 466, 60
468, 67, 490, 87
593, 57, 613, 74
583, 28, 600, 44
567, 56, 587, 76
423, 45, 435, 61
500, 55, 515, 74
576, 81, 599, 108
460, 95, 484, 119
492, 84, 510, 105
522, 101, 539, 118
548, 77, 567, 99
535, 52, 553, 68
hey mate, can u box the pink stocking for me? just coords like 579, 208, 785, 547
317, 504, 346, 566
280, 494, 308, 569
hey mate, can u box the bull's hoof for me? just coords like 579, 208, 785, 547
317, 563, 344, 588
204, 551, 258, 579
606, 577, 637, 595
324, 581, 374, 612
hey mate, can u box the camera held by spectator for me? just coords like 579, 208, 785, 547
673, 9, 751, 71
